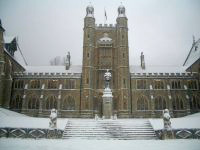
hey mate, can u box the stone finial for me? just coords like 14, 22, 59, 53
118, 3, 126, 17
86, 3, 94, 18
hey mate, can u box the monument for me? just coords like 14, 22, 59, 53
102, 69, 113, 119
49, 108, 57, 129
162, 109, 175, 139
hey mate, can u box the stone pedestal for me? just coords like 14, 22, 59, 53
162, 129, 175, 139
102, 87, 113, 119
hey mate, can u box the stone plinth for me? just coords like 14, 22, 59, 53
102, 87, 113, 119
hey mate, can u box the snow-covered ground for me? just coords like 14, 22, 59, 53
0, 138, 200, 150
0, 108, 68, 130
1, 108, 200, 130
149, 113, 200, 130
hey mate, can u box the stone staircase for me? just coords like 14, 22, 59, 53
62, 119, 158, 140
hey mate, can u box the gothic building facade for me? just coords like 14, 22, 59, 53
0, 5, 199, 118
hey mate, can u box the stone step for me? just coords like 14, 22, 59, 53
62, 119, 158, 140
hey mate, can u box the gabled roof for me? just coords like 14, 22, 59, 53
130, 65, 187, 74
24, 65, 82, 74
183, 38, 200, 69
4, 36, 16, 43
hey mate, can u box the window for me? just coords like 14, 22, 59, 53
28, 96, 39, 109
46, 96, 57, 110
30, 80, 40, 89
171, 80, 181, 89
123, 100, 127, 110
10, 95, 23, 110
190, 95, 200, 110
64, 79, 75, 89
173, 96, 184, 110
14, 80, 24, 89
123, 53, 125, 58
137, 96, 148, 110
87, 52, 90, 58
154, 80, 164, 89
63, 96, 75, 110
188, 80, 197, 89
137, 80, 147, 89
155, 96, 166, 110
123, 78, 126, 88
48, 80, 58, 89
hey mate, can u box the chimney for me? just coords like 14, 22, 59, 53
140, 52, 145, 69
65, 51, 71, 70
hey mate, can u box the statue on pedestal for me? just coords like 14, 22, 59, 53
162, 109, 174, 139
49, 109, 57, 129
102, 69, 113, 119
163, 109, 171, 130
104, 69, 112, 88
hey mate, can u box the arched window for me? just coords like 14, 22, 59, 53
171, 80, 181, 89
28, 96, 39, 109
46, 96, 57, 110
48, 80, 58, 89
63, 96, 75, 110
30, 80, 40, 89
173, 96, 184, 110
64, 79, 75, 89
155, 96, 166, 110
190, 95, 200, 110
154, 80, 164, 89
10, 95, 23, 110
137, 80, 147, 89
137, 96, 148, 110
188, 80, 197, 89
14, 80, 24, 89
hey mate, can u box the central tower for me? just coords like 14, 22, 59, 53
81, 4, 131, 118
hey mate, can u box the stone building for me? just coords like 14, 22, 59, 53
0, 5, 199, 118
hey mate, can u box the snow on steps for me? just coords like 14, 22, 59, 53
62, 119, 158, 140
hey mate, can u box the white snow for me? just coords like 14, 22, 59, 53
0, 108, 68, 130
24, 65, 82, 74
149, 112, 200, 130
130, 65, 187, 73
0, 138, 200, 150
4, 36, 15, 43
183, 38, 200, 68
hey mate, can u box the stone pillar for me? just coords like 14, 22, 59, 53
102, 88, 113, 119
3, 76, 13, 108
149, 84, 155, 117
0, 63, 4, 107
38, 95, 43, 117
102, 70, 113, 119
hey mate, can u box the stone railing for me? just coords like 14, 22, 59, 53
0, 127, 63, 139
155, 128, 200, 139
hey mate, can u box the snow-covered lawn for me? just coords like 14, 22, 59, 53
0, 138, 200, 150
149, 113, 200, 130
0, 108, 68, 130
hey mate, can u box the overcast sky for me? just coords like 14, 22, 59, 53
0, 0, 200, 66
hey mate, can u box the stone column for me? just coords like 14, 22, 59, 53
3, 76, 12, 108
102, 70, 113, 119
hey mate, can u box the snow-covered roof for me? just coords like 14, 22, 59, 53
130, 65, 187, 74
4, 36, 16, 43
183, 38, 200, 69
24, 65, 82, 74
